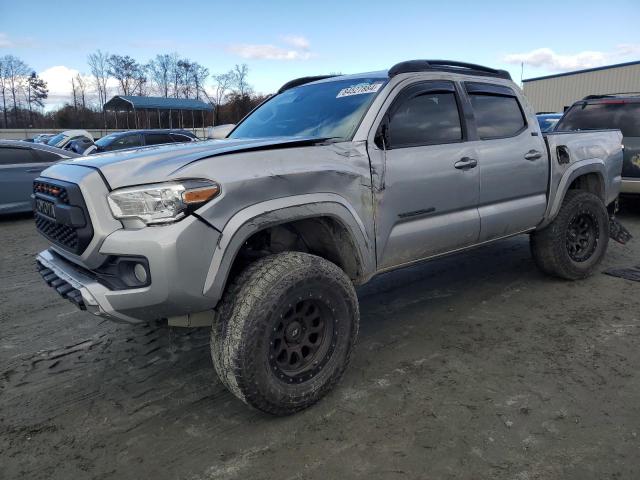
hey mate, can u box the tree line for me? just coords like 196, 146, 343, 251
0, 52, 268, 130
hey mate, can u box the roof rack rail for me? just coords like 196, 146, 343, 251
277, 75, 338, 94
388, 59, 512, 80
583, 92, 640, 100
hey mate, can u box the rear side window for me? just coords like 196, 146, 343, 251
388, 92, 462, 148
469, 94, 526, 139
0, 147, 37, 165
145, 133, 173, 146
112, 134, 142, 149
556, 102, 640, 137
33, 149, 63, 163
170, 133, 194, 143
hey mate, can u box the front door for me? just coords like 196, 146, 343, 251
371, 81, 480, 270
0, 146, 51, 212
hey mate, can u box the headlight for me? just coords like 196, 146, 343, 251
107, 180, 220, 225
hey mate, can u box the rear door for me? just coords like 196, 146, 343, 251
0, 146, 59, 212
372, 80, 481, 269
464, 82, 548, 241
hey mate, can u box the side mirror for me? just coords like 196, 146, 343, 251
207, 124, 236, 140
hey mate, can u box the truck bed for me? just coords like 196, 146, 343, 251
543, 129, 624, 220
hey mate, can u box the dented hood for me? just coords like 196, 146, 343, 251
64, 136, 327, 189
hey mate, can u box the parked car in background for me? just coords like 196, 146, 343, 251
556, 94, 640, 195
0, 140, 80, 214
84, 129, 198, 155
46, 130, 94, 150
536, 113, 563, 132
67, 137, 96, 155
34, 133, 56, 144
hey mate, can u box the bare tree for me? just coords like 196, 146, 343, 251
147, 53, 175, 97
71, 76, 78, 110
88, 50, 110, 128
210, 71, 233, 124
107, 54, 145, 96
192, 63, 209, 100
3, 55, 29, 125
88, 50, 109, 106
0, 56, 8, 128
231, 64, 251, 97
75, 74, 86, 109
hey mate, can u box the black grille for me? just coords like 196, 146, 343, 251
35, 215, 79, 250
33, 179, 94, 255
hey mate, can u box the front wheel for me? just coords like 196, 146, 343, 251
530, 190, 609, 280
211, 252, 359, 415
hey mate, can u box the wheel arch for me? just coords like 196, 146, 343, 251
202, 194, 375, 305
541, 160, 608, 228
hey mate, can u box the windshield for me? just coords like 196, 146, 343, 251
95, 134, 120, 147
47, 133, 67, 147
537, 115, 561, 132
229, 77, 387, 140
556, 102, 640, 137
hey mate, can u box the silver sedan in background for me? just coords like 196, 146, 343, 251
0, 140, 80, 214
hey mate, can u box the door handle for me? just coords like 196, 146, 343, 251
454, 157, 478, 170
524, 150, 542, 161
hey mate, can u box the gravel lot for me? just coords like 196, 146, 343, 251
1, 204, 639, 480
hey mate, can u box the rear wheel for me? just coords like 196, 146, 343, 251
211, 252, 359, 415
530, 190, 609, 280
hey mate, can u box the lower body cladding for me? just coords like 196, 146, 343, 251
37, 215, 220, 324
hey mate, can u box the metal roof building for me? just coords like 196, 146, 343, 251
103, 95, 213, 130
522, 60, 640, 113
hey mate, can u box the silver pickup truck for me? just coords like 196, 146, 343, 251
33, 60, 625, 415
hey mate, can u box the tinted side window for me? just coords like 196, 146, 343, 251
556, 102, 640, 137
112, 134, 142, 149
0, 147, 37, 165
469, 94, 526, 139
170, 133, 193, 143
33, 149, 63, 163
145, 134, 173, 146
389, 92, 462, 148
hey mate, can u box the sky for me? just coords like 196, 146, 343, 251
1, 0, 639, 110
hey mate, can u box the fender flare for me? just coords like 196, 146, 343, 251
540, 159, 607, 228
202, 193, 375, 304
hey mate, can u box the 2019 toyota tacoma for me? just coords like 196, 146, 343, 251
33, 60, 625, 415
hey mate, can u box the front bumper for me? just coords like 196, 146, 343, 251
37, 215, 221, 324
621, 178, 640, 195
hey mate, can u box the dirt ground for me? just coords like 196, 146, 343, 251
1, 204, 639, 480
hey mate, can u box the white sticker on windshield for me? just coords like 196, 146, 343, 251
336, 82, 383, 98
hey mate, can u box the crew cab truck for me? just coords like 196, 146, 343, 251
33, 60, 625, 415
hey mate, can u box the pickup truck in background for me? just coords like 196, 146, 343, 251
556, 94, 640, 196
33, 60, 626, 415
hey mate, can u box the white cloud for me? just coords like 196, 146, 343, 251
504, 44, 640, 72
281, 35, 310, 50
227, 35, 313, 61
39, 65, 118, 110
0, 32, 37, 49
0, 33, 13, 48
